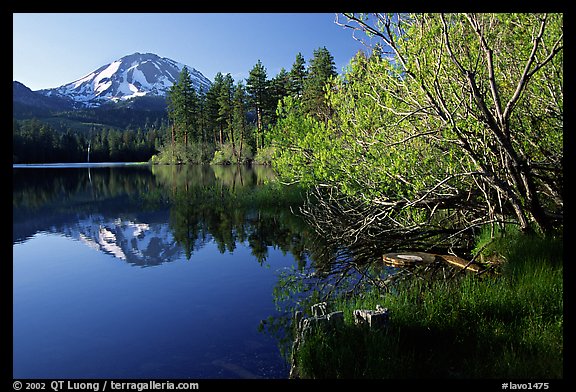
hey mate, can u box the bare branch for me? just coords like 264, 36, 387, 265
464, 13, 505, 129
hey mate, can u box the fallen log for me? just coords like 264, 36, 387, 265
383, 251, 482, 273
436, 254, 481, 273
382, 252, 436, 266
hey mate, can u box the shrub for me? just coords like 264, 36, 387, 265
253, 146, 276, 165
210, 143, 253, 165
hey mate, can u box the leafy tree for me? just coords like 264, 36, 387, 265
108, 129, 122, 161
196, 89, 207, 145
272, 13, 563, 251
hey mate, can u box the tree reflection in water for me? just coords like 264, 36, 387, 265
13, 163, 395, 367
13, 164, 319, 268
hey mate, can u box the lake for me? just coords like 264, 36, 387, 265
13, 164, 316, 379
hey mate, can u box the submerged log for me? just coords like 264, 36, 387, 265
383, 251, 482, 273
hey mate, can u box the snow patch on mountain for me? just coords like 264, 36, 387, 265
38, 52, 211, 108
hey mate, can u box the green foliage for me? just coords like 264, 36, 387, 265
205, 72, 226, 144
167, 66, 202, 146
153, 142, 214, 164
268, 68, 291, 125
13, 119, 162, 163
247, 60, 269, 149
252, 146, 276, 165
210, 143, 253, 165
217, 73, 234, 133
270, 13, 563, 234
288, 52, 307, 97
210, 146, 232, 165
269, 96, 334, 185
301, 46, 338, 121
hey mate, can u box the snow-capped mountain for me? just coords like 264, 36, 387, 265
38, 52, 211, 108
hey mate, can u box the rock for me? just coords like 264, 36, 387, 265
290, 304, 345, 378
300, 311, 344, 337
295, 302, 344, 341
354, 306, 389, 330
294, 309, 303, 322
327, 311, 344, 323
311, 302, 327, 317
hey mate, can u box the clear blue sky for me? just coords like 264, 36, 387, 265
13, 13, 374, 91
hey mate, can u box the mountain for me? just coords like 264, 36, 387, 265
13, 81, 74, 116
37, 52, 212, 108
13, 79, 170, 131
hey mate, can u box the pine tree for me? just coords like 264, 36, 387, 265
197, 89, 207, 145
288, 52, 307, 98
167, 66, 198, 148
302, 47, 337, 122
268, 68, 291, 125
218, 73, 235, 154
232, 81, 249, 163
246, 60, 269, 149
205, 72, 225, 145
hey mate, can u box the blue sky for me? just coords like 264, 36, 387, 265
13, 13, 374, 91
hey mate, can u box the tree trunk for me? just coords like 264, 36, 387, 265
520, 166, 555, 235
230, 128, 237, 163
238, 120, 245, 165
257, 107, 263, 149
171, 124, 175, 147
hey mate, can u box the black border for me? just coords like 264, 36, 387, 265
8, 3, 571, 390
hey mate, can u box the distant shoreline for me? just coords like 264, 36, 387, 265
12, 162, 150, 169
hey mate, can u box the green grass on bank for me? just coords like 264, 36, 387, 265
292, 229, 563, 379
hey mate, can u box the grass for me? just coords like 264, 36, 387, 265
292, 227, 563, 379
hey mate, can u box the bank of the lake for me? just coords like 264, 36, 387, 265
13, 161, 150, 169
290, 228, 563, 379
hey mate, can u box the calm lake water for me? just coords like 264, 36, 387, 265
13, 164, 313, 379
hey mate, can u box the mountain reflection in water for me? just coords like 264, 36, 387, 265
13, 164, 312, 268
12, 164, 323, 379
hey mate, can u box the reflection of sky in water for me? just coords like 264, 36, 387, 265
13, 165, 305, 378
14, 224, 294, 379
